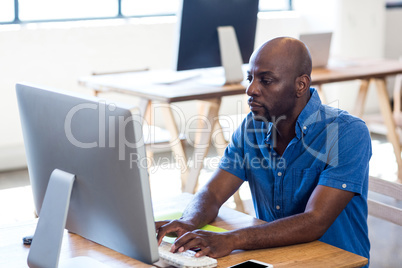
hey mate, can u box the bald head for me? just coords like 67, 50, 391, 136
251, 37, 312, 81
246, 37, 313, 124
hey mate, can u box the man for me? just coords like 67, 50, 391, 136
156, 37, 371, 264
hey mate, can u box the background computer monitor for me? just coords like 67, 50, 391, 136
299, 32, 333, 68
174, 0, 259, 71
16, 83, 158, 267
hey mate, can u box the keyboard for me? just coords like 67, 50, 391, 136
158, 241, 217, 268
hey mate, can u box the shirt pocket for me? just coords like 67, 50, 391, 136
290, 168, 321, 212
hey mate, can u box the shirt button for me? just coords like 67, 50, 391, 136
277, 172, 282, 176
276, 205, 281, 210
342, 183, 347, 189
303, 126, 307, 130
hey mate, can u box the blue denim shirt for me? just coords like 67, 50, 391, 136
219, 88, 371, 262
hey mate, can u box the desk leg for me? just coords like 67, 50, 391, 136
141, 100, 155, 160
212, 120, 228, 156
353, 79, 370, 118
184, 99, 221, 194
194, 101, 210, 146
393, 74, 402, 117
144, 100, 154, 126
374, 78, 402, 180
160, 104, 189, 191
211, 121, 245, 212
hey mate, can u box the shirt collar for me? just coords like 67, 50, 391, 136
265, 87, 322, 144
295, 87, 322, 139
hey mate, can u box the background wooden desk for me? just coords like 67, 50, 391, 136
78, 68, 246, 201
78, 58, 402, 192
0, 193, 367, 268
312, 58, 402, 181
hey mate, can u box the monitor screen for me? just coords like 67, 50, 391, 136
16, 83, 158, 266
175, 0, 259, 71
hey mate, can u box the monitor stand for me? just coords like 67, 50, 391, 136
217, 26, 244, 85
196, 26, 245, 87
27, 169, 109, 268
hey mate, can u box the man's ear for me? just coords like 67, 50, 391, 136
295, 74, 311, 97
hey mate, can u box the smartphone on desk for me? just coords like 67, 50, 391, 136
229, 259, 274, 268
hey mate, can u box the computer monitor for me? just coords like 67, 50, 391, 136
174, 0, 259, 84
16, 83, 158, 267
299, 32, 333, 68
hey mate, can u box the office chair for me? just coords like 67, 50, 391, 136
368, 176, 402, 226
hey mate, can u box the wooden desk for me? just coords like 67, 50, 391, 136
312, 58, 402, 180
78, 68, 246, 196
0, 194, 367, 268
78, 58, 402, 192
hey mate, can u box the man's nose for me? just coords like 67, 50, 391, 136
246, 81, 259, 97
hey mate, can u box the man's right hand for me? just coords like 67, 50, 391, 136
155, 169, 244, 247
155, 219, 198, 245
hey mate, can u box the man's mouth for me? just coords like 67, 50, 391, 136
248, 99, 263, 110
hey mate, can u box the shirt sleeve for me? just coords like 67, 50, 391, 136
318, 119, 372, 195
218, 116, 249, 181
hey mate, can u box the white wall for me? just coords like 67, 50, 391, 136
385, 8, 402, 59
0, 18, 178, 169
294, 0, 386, 113
0, 13, 307, 170
0, 0, 396, 170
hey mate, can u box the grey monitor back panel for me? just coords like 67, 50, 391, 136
300, 32, 333, 68
16, 83, 158, 264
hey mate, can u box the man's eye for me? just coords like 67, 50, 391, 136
246, 76, 252, 83
261, 79, 271, 85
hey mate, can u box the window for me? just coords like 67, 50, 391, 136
1, 0, 292, 24
259, 0, 292, 11
18, 0, 118, 21
122, 0, 179, 16
0, 0, 14, 22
